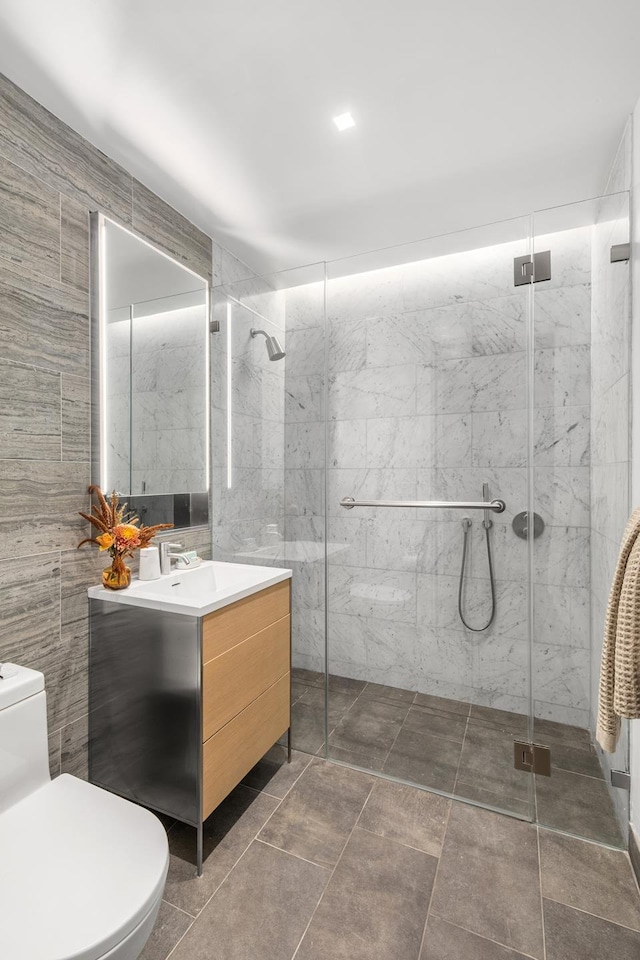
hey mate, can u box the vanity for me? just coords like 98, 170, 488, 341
88, 560, 292, 875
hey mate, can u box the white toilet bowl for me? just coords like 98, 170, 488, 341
0, 664, 169, 960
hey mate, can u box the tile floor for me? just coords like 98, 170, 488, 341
290, 670, 624, 846
141, 747, 640, 960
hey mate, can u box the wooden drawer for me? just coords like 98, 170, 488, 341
202, 673, 290, 818
203, 580, 290, 663
203, 615, 290, 741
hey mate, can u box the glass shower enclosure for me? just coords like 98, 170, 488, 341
211, 190, 631, 847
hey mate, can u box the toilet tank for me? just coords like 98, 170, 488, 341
0, 664, 50, 813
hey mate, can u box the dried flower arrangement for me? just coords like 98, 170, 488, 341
78, 484, 173, 589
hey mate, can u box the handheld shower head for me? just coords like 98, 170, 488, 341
250, 328, 286, 361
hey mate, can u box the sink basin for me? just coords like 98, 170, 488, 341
87, 560, 291, 617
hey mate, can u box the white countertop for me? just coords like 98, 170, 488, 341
88, 559, 291, 617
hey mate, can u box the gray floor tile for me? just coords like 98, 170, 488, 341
330, 674, 367, 695
138, 900, 192, 960
292, 667, 324, 686
383, 726, 461, 793
241, 745, 311, 799
534, 717, 590, 745
168, 840, 329, 960
290, 700, 328, 754
361, 681, 417, 705
548, 741, 604, 778
404, 704, 467, 742
535, 767, 624, 846
453, 778, 532, 818
358, 778, 450, 857
329, 697, 410, 759
456, 721, 530, 805
291, 680, 309, 704
295, 827, 437, 960
544, 898, 640, 960
430, 803, 544, 958
163, 785, 279, 916
258, 758, 373, 867
540, 830, 640, 930
469, 704, 529, 737
414, 692, 471, 717
420, 916, 532, 959
326, 743, 387, 771
297, 682, 358, 721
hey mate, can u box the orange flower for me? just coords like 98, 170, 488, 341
96, 532, 114, 551
113, 523, 141, 551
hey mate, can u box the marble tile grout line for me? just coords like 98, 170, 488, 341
289, 779, 376, 960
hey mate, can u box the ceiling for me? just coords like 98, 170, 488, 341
1, 1, 640, 275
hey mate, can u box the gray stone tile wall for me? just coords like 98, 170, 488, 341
0, 71, 244, 777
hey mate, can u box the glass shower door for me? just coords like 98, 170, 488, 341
324, 217, 535, 820
531, 193, 631, 847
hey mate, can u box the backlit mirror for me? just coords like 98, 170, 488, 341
91, 214, 209, 528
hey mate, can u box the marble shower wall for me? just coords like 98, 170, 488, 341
0, 71, 240, 779
285, 225, 594, 725
588, 126, 632, 825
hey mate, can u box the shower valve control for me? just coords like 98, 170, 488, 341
512, 511, 544, 540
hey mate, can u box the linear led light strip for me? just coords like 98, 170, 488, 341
226, 300, 233, 489
99, 219, 108, 490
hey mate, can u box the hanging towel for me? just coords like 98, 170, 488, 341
596, 507, 640, 752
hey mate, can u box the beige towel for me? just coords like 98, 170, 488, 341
596, 507, 640, 752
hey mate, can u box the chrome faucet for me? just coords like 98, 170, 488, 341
160, 542, 188, 575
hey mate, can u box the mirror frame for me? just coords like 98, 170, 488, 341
90, 211, 210, 530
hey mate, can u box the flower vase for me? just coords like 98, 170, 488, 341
102, 554, 131, 590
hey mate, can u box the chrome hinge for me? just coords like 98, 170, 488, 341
514, 741, 551, 776
611, 769, 631, 790
514, 250, 551, 286
610, 243, 630, 263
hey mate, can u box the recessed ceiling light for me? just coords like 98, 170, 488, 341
333, 112, 355, 132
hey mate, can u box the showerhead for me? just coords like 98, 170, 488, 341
250, 328, 286, 361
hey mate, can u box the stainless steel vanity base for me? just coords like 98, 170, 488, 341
197, 822, 204, 878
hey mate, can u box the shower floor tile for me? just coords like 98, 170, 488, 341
148, 755, 640, 960
305, 673, 625, 846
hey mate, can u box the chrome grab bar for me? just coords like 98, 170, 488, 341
340, 497, 506, 513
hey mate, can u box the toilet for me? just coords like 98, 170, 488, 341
0, 663, 169, 960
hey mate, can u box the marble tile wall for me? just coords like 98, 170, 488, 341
285, 226, 595, 726
588, 123, 632, 831
0, 71, 229, 778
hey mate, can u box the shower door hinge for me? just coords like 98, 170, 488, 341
514, 741, 551, 776
610, 242, 630, 263
611, 769, 631, 790
513, 250, 551, 286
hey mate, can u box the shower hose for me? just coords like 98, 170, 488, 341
457, 517, 496, 632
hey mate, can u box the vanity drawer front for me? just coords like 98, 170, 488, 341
202, 673, 290, 818
202, 615, 290, 740
203, 580, 290, 662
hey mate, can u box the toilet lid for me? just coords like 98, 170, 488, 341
0, 774, 169, 960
